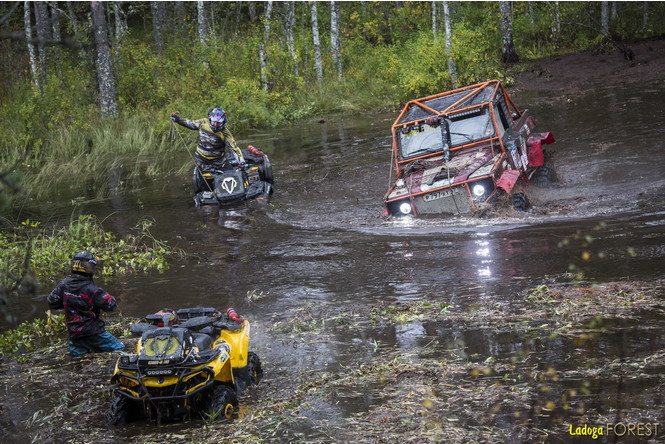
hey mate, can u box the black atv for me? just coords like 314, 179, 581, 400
107, 307, 262, 425
193, 146, 274, 207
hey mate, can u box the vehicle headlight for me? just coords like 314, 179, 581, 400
472, 184, 486, 197
399, 202, 413, 215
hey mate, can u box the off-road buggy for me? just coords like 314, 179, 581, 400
106, 307, 262, 425
193, 146, 274, 207
384, 80, 556, 217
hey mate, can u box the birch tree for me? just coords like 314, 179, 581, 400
91, 1, 118, 118
309, 1, 323, 86
259, 1, 273, 91
330, 1, 341, 81
34, 1, 50, 86
197, 1, 207, 46
499, 1, 518, 63
551, 1, 560, 46
151, 1, 166, 55
432, 1, 438, 38
285, 1, 298, 76
23, 2, 39, 89
601, 1, 609, 36
50, 2, 61, 41
442, 1, 457, 86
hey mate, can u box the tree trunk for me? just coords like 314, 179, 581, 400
432, 1, 438, 39
551, 1, 560, 46
23, 1, 40, 89
197, 1, 207, 45
91, 1, 118, 118
601, 1, 609, 36
499, 1, 518, 63
248, 3, 257, 22
33, 1, 50, 86
330, 1, 341, 81
259, 1, 273, 92
151, 1, 166, 55
285, 1, 298, 76
112, 2, 127, 73
174, 1, 186, 33
309, 1, 322, 86
50, 2, 61, 41
642, 1, 649, 31
442, 1, 457, 86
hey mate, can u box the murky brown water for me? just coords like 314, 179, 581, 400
6, 79, 665, 440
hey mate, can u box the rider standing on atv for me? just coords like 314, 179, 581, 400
171, 108, 246, 171
47, 251, 124, 357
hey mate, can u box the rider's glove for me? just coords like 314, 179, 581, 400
170, 112, 179, 122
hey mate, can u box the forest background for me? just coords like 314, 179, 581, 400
2, 1, 664, 203
1, 1, 664, 315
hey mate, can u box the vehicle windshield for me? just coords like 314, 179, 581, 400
398, 108, 495, 160
398, 123, 445, 159
448, 108, 495, 146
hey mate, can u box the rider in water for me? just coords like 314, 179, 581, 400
171, 108, 246, 190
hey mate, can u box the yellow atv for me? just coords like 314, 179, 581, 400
106, 307, 262, 425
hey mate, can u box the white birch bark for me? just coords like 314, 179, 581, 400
259, 1, 273, 92
197, 1, 207, 46
432, 1, 438, 39
24, 1, 40, 89
309, 1, 322, 86
50, 2, 61, 41
91, 1, 118, 118
33, 1, 50, 86
330, 1, 341, 81
601, 1, 609, 36
499, 1, 518, 63
442, 1, 457, 86
285, 1, 298, 77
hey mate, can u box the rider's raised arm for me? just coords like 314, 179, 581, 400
171, 113, 203, 131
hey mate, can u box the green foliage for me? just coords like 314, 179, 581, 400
0, 310, 66, 355
0, 215, 179, 291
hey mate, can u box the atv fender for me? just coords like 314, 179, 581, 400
496, 169, 521, 193
526, 132, 555, 168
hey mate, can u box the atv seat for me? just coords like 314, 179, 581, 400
180, 316, 213, 331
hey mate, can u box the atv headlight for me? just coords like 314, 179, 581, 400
472, 184, 486, 197
399, 202, 413, 215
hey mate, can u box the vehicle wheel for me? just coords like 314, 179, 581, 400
106, 395, 136, 427
247, 351, 264, 385
512, 192, 531, 212
205, 385, 238, 420
192, 168, 206, 193
531, 164, 557, 187
260, 156, 274, 184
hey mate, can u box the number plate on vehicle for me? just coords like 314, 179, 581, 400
423, 187, 463, 202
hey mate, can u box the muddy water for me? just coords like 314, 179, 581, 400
10, 80, 665, 437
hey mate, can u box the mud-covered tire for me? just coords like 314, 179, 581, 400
205, 385, 238, 420
247, 351, 264, 385
512, 192, 531, 212
106, 395, 136, 427
260, 156, 274, 184
531, 164, 557, 187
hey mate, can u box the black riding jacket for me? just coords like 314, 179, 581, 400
47, 273, 117, 338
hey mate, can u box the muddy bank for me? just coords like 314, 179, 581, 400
512, 37, 665, 94
1, 280, 663, 443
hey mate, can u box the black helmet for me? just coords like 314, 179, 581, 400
71, 251, 99, 275
208, 108, 227, 132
